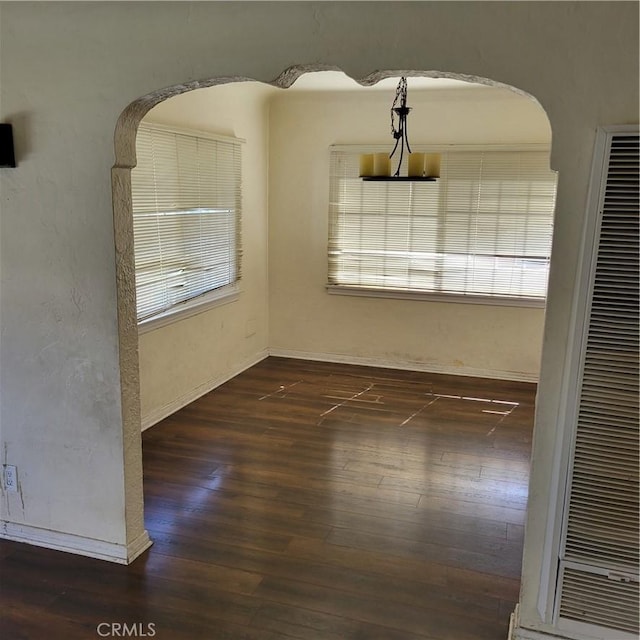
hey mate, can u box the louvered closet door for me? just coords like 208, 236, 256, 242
557, 129, 639, 637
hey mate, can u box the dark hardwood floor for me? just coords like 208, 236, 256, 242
0, 357, 535, 639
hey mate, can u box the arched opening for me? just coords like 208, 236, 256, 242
113, 67, 556, 597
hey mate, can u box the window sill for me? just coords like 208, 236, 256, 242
138, 285, 240, 335
326, 285, 546, 308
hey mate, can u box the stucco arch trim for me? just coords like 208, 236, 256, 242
112, 64, 554, 563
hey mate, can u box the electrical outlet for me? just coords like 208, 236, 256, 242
4, 465, 18, 493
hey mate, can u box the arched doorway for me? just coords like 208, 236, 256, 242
112, 66, 554, 561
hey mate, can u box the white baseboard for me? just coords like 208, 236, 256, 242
512, 629, 582, 640
509, 605, 519, 639
126, 530, 154, 563
140, 347, 535, 432
510, 618, 614, 640
268, 348, 538, 383
141, 349, 269, 431
0, 521, 152, 564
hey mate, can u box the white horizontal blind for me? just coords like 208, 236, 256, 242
131, 124, 241, 321
328, 148, 557, 301
558, 130, 639, 636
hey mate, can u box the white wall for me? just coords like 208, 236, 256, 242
0, 3, 637, 637
269, 86, 551, 380
138, 82, 275, 426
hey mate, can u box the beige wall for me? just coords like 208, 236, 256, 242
138, 83, 275, 426
269, 87, 552, 380
140, 82, 552, 426
0, 3, 637, 636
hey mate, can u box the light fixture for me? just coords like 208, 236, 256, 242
360, 77, 440, 181
0, 124, 16, 168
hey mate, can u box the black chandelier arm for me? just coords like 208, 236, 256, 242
389, 135, 401, 161
403, 116, 412, 155
392, 123, 406, 177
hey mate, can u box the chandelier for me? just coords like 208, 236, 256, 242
360, 77, 441, 181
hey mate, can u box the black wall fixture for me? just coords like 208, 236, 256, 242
0, 124, 16, 168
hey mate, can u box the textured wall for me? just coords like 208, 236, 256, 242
0, 2, 637, 634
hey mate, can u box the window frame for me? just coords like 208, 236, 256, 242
131, 122, 244, 333
326, 143, 557, 308
137, 284, 240, 334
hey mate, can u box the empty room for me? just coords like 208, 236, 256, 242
1, 3, 638, 640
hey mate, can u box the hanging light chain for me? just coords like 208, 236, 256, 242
389, 77, 411, 177
390, 77, 407, 140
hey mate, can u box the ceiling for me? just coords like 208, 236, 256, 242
286, 70, 487, 92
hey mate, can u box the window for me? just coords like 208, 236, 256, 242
328, 146, 557, 305
131, 123, 242, 326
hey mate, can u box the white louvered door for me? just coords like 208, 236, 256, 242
556, 128, 639, 638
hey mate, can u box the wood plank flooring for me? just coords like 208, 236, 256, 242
0, 357, 535, 639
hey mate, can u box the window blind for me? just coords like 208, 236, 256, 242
131, 124, 242, 322
328, 147, 557, 302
